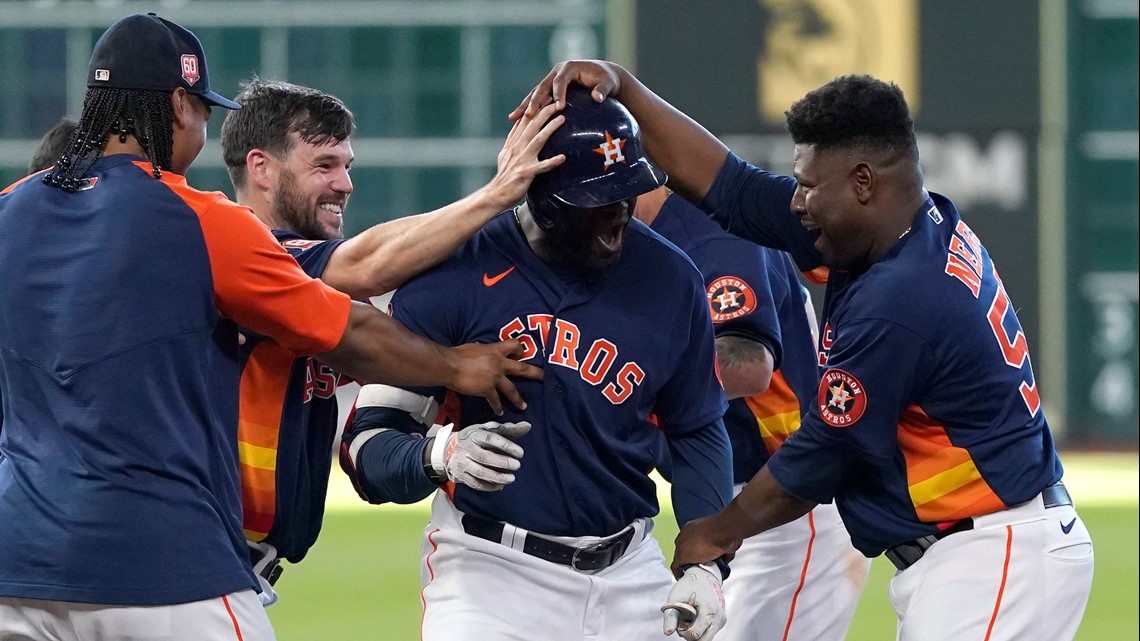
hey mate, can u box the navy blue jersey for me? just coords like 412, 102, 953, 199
352, 211, 729, 537
0, 156, 350, 605
703, 153, 1062, 555
651, 193, 821, 483
238, 230, 346, 562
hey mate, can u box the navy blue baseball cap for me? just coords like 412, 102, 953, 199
87, 13, 241, 110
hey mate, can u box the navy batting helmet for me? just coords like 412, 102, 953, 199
525, 86, 667, 231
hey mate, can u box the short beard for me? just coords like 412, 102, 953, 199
273, 168, 337, 240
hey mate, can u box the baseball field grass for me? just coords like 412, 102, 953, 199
268, 453, 1138, 640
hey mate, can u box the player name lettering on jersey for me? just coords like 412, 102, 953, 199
943, 220, 984, 297
499, 314, 645, 405
818, 321, 835, 366
281, 238, 323, 250
303, 359, 339, 402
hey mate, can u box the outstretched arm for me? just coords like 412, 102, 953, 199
671, 465, 815, 577
323, 103, 567, 299
511, 60, 728, 205
318, 302, 542, 415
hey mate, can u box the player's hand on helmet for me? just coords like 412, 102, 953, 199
446, 340, 544, 415
661, 564, 727, 641
510, 60, 626, 121
485, 102, 567, 209
428, 421, 531, 491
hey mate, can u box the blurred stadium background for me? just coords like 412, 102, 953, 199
2, 0, 1136, 638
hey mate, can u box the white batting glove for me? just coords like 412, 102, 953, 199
661, 564, 727, 641
429, 421, 531, 491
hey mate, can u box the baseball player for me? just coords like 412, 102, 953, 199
340, 87, 734, 641
517, 62, 1095, 641
0, 15, 540, 640
635, 187, 870, 641
218, 78, 565, 604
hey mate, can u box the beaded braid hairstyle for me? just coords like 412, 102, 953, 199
43, 87, 175, 192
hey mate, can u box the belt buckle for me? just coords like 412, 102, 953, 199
571, 536, 620, 571
570, 540, 606, 571
569, 527, 631, 571
570, 546, 589, 571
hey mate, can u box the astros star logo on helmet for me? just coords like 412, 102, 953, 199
593, 131, 627, 169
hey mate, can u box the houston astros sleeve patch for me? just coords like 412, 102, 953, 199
818, 369, 867, 427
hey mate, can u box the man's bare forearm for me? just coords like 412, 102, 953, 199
714, 466, 815, 547
316, 302, 458, 387
323, 187, 512, 299
608, 66, 730, 204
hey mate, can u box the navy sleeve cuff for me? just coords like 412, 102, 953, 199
353, 430, 437, 505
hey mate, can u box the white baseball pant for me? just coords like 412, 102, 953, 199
419, 492, 674, 641
0, 589, 274, 641
889, 492, 1094, 641
718, 489, 870, 641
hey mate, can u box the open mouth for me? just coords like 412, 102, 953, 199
318, 202, 344, 227
595, 220, 626, 254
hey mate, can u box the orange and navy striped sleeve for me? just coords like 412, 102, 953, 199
743, 370, 803, 454
157, 168, 350, 355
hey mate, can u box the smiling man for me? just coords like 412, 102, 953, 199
219, 78, 564, 603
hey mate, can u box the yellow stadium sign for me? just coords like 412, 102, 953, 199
757, 0, 920, 123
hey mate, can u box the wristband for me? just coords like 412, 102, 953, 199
428, 423, 456, 477
679, 560, 729, 581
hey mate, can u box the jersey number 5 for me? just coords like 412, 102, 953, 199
986, 283, 1041, 416
947, 220, 1041, 418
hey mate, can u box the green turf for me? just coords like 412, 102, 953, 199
268, 504, 1139, 640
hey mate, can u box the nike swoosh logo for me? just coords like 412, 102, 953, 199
1061, 518, 1077, 534
483, 266, 516, 287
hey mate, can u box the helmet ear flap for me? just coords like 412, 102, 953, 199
525, 194, 569, 234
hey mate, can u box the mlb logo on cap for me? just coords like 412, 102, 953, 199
86, 13, 240, 110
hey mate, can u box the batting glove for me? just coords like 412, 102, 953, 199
661, 564, 726, 641
429, 421, 530, 491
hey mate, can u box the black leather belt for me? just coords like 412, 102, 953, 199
886, 482, 1072, 572
461, 515, 636, 572
247, 542, 284, 586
